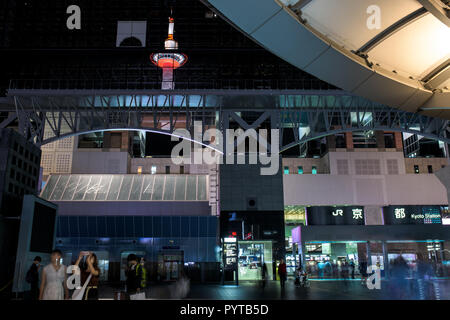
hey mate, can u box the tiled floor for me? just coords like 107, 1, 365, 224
98, 279, 450, 300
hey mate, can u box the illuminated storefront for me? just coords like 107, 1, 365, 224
284, 206, 305, 275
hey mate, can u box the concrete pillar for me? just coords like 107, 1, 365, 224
435, 165, 450, 206
366, 241, 372, 266
394, 132, 403, 151
345, 132, 354, 150
382, 241, 389, 279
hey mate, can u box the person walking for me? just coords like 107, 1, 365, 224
125, 254, 141, 296
359, 259, 368, 285
278, 259, 287, 289
39, 249, 69, 300
136, 257, 147, 292
349, 259, 355, 279
26, 256, 41, 300
261, 263, 268, 289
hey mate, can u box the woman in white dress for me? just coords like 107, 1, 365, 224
39, 249, 69, 300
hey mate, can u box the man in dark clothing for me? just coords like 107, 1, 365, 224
125, 254, 142, 295
26, 256, 42, 300
278, 259, 287, 289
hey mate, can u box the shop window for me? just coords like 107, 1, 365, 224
297, 166, 303, 174
283, 166, 289, 175
151, 166, 157, 174
165, 166, 170, 174
137, 166, 143, 174
312, 166, 317, 174
414, 165, 419, 174
427, 165, 433, 174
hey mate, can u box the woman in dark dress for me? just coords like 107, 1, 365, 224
75, 252, 100, 300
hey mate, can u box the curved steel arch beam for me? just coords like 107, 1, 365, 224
356, 8, 428, 54
39, 127, 224, 154
280, 126, 450, 153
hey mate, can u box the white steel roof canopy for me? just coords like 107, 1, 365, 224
204, 0, 450, 119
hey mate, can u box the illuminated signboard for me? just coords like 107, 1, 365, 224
306, 206, 365, 225
284, 206, 306, 225
441, 207, 450, 225
383, 206, 442, 225
223, 237, 238, 270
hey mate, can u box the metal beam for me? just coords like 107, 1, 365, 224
423, 59, 450, 90
357, 7, 428, 54
417, 0, 450, 27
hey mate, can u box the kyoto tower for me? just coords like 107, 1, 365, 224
150, 16, 187, 90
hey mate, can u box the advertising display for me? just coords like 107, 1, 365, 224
223, 237, 238, 270
306, 206, 365, 225
383, 205, 442, 225
284, 206, 306, 225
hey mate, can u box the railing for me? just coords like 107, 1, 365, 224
9, 78, 335, 91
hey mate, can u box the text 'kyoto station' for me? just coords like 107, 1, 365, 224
0, 0, 449, 304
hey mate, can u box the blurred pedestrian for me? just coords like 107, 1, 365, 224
125, 254, 141, 296
261, 263, 268, 289
359, 259, 368, 285
278, 259, 287, 289
349, 259, 355, 279
39, 249, 69, 300
25, 256, 41, 300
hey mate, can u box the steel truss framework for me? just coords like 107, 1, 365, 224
2, 90, 449, 151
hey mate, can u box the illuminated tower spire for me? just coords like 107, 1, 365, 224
151, 16, 187, 90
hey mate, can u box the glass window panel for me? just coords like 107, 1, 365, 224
197, 175, 207, 201
68, 216, 78, 237
186, 176, 197, 200
199, 217, 208, 237
151, 176, 164, 200
210, 217, 218, 237
87, 217, 97, 237
84, 175, 101, 200
174, 175, 186, 200
78, 216, 88, 236
181, 217, 190, 237
163, 176, 175, 200
118, 176, 133, 200
153, 217, 161, 237
129, 175, 144, 200
106, 217, 115, 237
115, 216, 125, 237
134, 216, 144, 237
73, 175, 91, 200
189, 217, 199, 237
97, 216, 107, 237
124, 217, 134, 237
141, 175, 155, 200
143, 216, 153, 236
171, 216, 180, 237
162, 217, 171, 237
106, 175, 123, 200
49, 175, 69, 201
61, 175, 81, 200
40, 175, 58, 199
95, 175, 112, 200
